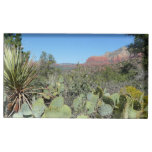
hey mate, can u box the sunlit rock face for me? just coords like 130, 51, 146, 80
86, 46, 130, 65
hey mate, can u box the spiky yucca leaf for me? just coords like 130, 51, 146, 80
4, 46, 38, 117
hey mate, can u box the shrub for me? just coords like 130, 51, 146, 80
120, 86, 143, 101
4, 46, 38, 117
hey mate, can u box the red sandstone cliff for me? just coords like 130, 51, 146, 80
85, 46, 130, 65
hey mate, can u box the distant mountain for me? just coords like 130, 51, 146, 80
53, 46, 136, 70
85, 46, 130, 65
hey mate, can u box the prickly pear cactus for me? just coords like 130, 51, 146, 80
32, 98, 46, 117
128, 107, 142, 119
59, 105, 72, 118
97, 100, 102, 107
133, 101, 141, 111
42, 105, 71, 118
49, 96, 64, 110
119, 95, 127, 111
110, 93, 120, 106
84, 93, 99, 115
77, 114, 89, 118
94, 86, 103, 98
13, 102, 33, 118
98, 103, 113, 117
42, 89, 51, 100
13, 111, 23, 118
58, 83, 65, 92
21, 102, 32, 116
121, 95, 143, 119
120, 86, 143, 101
87, 93, 98, 105
104, 93, 111, 97
85, 101, 96, 115
56, 82, 64, 93
42, 96, 72, 118
72, 94, 85, 112
102, 96, 114, 107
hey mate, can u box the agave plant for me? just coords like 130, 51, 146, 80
4, 46, 38, 117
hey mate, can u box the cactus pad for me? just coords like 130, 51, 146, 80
98, 103, 113, 117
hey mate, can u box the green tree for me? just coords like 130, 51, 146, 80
120, 63, 135, 74
23, 51, 31, 62
102, 67, 113, 81
4, 33, 31, 63
39, 51, 56, 77
128, 34, 148, 71
4, 33, 22, 50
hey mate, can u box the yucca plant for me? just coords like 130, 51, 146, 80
4, 46, 38, 117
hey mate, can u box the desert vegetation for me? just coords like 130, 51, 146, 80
3, 34, 148, 118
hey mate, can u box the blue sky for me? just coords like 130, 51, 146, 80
22, 34, 134, 63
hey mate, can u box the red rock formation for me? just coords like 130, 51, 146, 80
53, 46, 134, 69
85, 46, 130, 65
86, 56, 108, 63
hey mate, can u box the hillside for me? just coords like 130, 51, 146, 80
52, 46, 144, 72
85, 46, 130, 65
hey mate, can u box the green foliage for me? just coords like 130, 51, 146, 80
102, 67, 113, 81
4, 34, 22, 50
87, 93, 98, 104
59, 76, 64, 83
4, 46, 38, 117
20, 103, 32, 116
133, 101, 141, 111
104, 93, 111, 97
128, 108, 138, 119
4, 47, 37, 93
77, 115, 89, 118
42, 105, 71, 118
43, 96, 72, 118
98, 103, 113, 117
32, 98, 46, 117
64, 71, 93, 98
59, 105, 72, 118
97, 100, 102, 107
43, 105, 71, 118
84, 93, 99, 115
72, 94, 85, 113
119, 95, 127, 111
9, 77, 147, 118
127, 107, 143, 119
85, 101, 96, 115
120, 63, 135, 74
39, 51, 56, 77
57, 82, 65, 93
120, 86, 143, 101
42, 93, 50, 100
9, 81, 147, 119
94, 86, 103, 98
13, 112, 23, 118
120, 94, 146, 119
32, 51, 57, 88
49, 96, 64, 110
128, 34, 148, 71
102, 96, 114, 107
143, 95, 148, 108
110, 93, 120, 106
